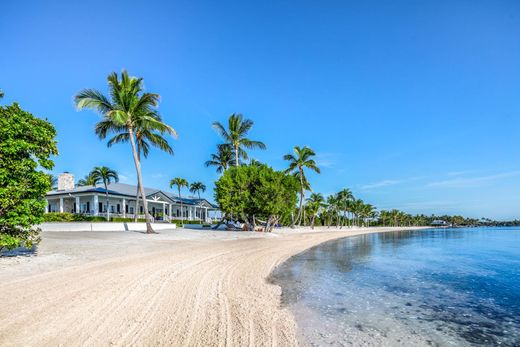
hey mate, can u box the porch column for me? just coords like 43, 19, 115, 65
93, 195, 99, 216
162, 202, 166, 221
204, 207, 208, 222
188, 207, 192, 221
168, 204, 172, 220
122, 198, 126, 218
59, 197, 64, 213
75, 196, 80, 214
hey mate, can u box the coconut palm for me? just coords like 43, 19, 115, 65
189, 181, 206, 199
170, 177, 189, 225
77, 172, 97, 186
306, 193, 325, 229
205, 144, 236, 173
75, 70, 173, 233
337, 188, 354, 227
90, 166, 119, 221
99, 110, 176, 221
283, 146, 320, 226
212, 113, 266, 167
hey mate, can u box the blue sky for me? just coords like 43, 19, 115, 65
1, 0, 519, 219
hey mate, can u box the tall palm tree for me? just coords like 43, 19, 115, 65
77, 172, 97, 186
99, 111, 176, 221
189, 182, 206, 199
212, 113, 266, 167
306, 193, 325, 229
284, 146, 320, 226
205, 144, 236, 173
75, 70, 173, 233
170, 177, 189, 225
337, 188, 354, 227
90, 166, 119, 221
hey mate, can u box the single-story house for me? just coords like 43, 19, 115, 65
45, 173, 219, 223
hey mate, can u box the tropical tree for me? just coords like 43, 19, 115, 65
306, 193, 325, 229
90, 166, 119, 221
212, 113, 266, 167
170, 177, 189, 224
75, 70, 173, 233
189, 181, 206, 199
77, 172, 97, 186
0, 89, 4, 99
205, 144, 236, 173
99, 110, 176, 221
283, 146, 320, 226
337, 188, 354, 227
48, 174, 57, 188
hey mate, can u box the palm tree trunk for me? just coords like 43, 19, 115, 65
134, 145, 141, 223
128, 127, 153, 233
235, 145, 239, 167
178, 187, 183, 226
297, 169, 304, 226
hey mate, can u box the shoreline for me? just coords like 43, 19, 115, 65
0, 226, 429, 346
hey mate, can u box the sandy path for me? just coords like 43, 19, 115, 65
0, 227, 425, 346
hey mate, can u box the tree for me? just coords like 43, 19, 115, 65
189, 182, 206, 199
205, 144, 236, 173
48, 174, 57, 188
77, 172, 97, 186
306, 193, 325, 229
283, 146, 320, 227
170, 177, 189, 224
0, 103, 58, 251
90, 166, 119, 221
337, 188, 354, 227
0, 89, 4, 99
99, 110, 176, 221
215, 164, 298, 231
212, 113, 266, 167
75, 70, 173, 233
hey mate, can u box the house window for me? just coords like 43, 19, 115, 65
117, 204, 120, 213
99, 202, 103, 212
111, 205, 115, 213
140, 206, 143, 214
125, 204, 128, 213
86, 201, 90, 212
48, 204, 51, 213
177, 209, 180, 217
130, 207, 134, 214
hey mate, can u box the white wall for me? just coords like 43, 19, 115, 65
39, 222, 177, 232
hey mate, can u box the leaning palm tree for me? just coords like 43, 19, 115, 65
284, 146, 320, 226
205, 144, 236, 173
170, 177, 189, 225
189, 181, 206, 199
212, 113, 266, 167
75, 70, 173, 233
90, 166, 119, 221
77, 172, 97, 186
99, 110, 176, 221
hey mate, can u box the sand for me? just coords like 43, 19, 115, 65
0, 226, 427, 346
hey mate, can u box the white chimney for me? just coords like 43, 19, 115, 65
57, 172, 75, 191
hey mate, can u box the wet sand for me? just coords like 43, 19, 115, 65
0, 226, 426, 346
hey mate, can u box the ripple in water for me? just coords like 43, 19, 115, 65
270, 227, 520, 346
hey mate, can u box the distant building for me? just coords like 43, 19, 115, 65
431, 219, 450, 227
45, 173, 218, 222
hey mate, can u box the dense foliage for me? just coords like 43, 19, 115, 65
0, 103, 58, 251
215, 164, 299, 231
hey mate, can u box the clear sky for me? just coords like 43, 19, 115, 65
1, 0, 519, 219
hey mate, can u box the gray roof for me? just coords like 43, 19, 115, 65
47, 182, 218, 208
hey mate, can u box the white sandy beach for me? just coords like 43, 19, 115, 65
0, 226, 427, 346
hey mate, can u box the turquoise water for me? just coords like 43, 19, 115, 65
270, 228, 520, 346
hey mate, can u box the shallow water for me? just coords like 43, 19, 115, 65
270, 227, 520, 346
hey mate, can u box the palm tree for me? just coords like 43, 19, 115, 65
99, 110, 176, 221
170, 177, 189, 225
77, 172, 97, 186
306, 193, 325, 229
75, 70, 173, 233
205, 144, 236, 173
337, 188, 354, 227
212, 113, 266, 167
284, 146, 320, 226
189, 182, 206, 199
47, 174, 57, 188
90, 166, 119, 221
0, 89, 4, 99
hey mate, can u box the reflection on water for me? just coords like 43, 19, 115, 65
270, 228, 520, 346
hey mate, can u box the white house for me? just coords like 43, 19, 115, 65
45, 173, 218, 223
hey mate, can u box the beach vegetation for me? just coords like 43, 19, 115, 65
214, 163, 299, 231
89, 166, 119, 221
212, 114, 266, 167
189, 181, 206, 199
75, 70, 175, 234
205, 144, 237, 173
170, 177, 189, 224
0, 103, 58, 251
